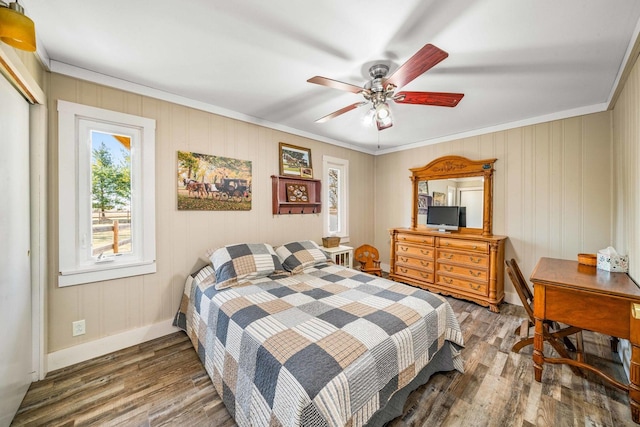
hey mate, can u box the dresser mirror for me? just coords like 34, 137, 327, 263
411, 156, 496, 236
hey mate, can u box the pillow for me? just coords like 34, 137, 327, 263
209, 243, 283, 289
276, 240, 332, 274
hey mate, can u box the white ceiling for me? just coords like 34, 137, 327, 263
23, 0, 640, 154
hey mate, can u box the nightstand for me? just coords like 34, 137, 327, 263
323, 245, 353, 268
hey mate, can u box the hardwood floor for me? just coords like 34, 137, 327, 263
12, 298, 635, 426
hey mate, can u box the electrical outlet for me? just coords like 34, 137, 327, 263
72, 319, 86, 336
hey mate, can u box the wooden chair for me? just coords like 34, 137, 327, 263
354, 244, 383, 276
506, 258, 584, 375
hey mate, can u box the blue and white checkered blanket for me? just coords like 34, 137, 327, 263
175, 263, 464, 426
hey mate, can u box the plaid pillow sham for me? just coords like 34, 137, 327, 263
209, 243, 284, 289
275, 240, 332, 274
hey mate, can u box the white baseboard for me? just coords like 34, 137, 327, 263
47, 319, 180, 373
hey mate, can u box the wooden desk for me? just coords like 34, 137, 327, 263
530, 257, 640, 423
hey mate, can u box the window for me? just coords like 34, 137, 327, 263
58, 101, 156, 286
323, 155, 349, 242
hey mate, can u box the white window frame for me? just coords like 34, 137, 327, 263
58, 100, 156, 286
323, 155, 349, 243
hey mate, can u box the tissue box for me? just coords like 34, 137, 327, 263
596, 246, 629, 272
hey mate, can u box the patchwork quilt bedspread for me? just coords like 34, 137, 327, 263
175, 263, 464, 427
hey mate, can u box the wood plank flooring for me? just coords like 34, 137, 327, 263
12, 298, 635, 426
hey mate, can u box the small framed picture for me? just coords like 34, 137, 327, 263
286, 183, 309, 202
300, 167, 313, 179
279, 142, 312, 176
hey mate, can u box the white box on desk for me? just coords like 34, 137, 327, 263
596, 246, 629, 272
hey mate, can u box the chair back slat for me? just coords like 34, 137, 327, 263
354, 244, 382, 276
505, 258, 535, 322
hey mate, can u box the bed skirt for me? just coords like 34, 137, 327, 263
365, 342, 459, 426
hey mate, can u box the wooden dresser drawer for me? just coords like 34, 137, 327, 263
437, 250, 489, 267
437, 263, 487, 281
397, 255, 434, 271
396, 243, 434, 259
396, 233, 434, 245
437, 273, 488, 296
395, 265, 434, 282
390, 227, 506, 313
438, 237, 488, 253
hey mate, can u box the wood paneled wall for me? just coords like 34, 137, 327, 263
374, 112, 612, 303
45, 70, 624, 354
612, 53, 640, 283
46, 73, 375, 353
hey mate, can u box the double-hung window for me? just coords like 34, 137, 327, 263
323, 155, 349, 242
58, 101, 156, 286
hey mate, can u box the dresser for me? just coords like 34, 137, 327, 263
389, 228, 507, 312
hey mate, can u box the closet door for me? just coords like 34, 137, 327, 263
0, 74, 31, 425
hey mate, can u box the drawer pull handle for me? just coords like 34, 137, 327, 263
443, 277, 453, 284
445, 242, 449, 246
469, 257, 480, 264
401, 247, 408, 252
444, 254, 453, 259
444, 266, 453, 272
420, 261, 430, 267
400, 257, 409, 262
469, 283, 481, 290
470, 270, 481, 277
420, 272, 429, 278
422, 239, 428, 243
420, 249, 430, 255
400, 268, 408, 273
473, 245, 478, 249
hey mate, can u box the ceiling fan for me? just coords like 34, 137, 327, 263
307, 44, 464, 131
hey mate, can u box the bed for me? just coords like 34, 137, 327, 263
174, 240, 464, 426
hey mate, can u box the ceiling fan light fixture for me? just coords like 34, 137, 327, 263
375, 103, 391, 120
0, 0, 36, 52
362, 107, 376, 126
375, 103, 393, 131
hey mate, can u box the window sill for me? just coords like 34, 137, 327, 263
59, 261, 156, 287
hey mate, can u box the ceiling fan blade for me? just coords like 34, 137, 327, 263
315, 101, 368, 123
394, 91, 464, 107
307, 76, 368, 94
384, 44, 449, 89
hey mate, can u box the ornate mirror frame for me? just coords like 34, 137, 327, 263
410, 155, 497, 236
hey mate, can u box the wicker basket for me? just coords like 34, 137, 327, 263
322, 236, 340, 248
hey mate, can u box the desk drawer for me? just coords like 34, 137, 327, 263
437, 250, 488, 267
395, 265, 434, 282
396, 243, 434, 259
396, 233, 434, 245
397, 255, 434, 271
437, 263, 487, 281
437, 273, 488, 296
438, 238, 488, 253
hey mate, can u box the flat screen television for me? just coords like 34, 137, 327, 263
426, 206, 460, 232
